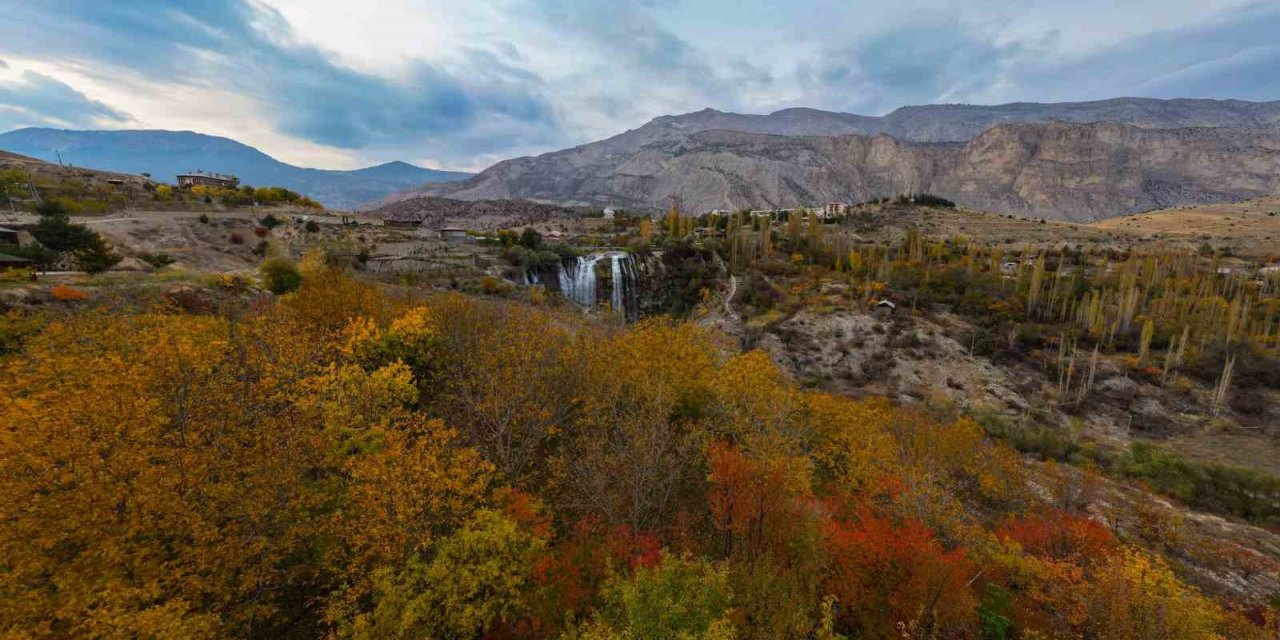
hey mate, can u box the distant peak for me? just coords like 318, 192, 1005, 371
371, 160, 419, 169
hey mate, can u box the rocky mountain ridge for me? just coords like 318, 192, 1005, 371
397, 120, 1280, 221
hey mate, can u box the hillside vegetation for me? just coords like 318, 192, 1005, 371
2, 260, 1278, 639
0, 157, 322, 216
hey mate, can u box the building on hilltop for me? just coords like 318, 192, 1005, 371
176, 171, 240, 190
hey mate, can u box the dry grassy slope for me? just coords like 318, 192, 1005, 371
1091, 196, 1280, 256
843, 204, 1124, 247
0, 151, 149, 187
0, 150, 46, 165
711, 292, 1280, 606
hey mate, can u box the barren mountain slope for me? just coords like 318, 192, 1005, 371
412, 122, 1280, 221
379, 98, 1280, 210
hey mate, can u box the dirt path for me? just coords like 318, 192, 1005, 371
724, 274, 739, 320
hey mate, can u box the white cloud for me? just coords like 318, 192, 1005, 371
0, 0, 1276, 172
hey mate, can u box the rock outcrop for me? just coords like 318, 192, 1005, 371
405, 121, 1280, 221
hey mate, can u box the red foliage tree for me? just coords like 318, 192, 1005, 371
512, 516, 660, 638
707, 441, 814, 562
996, 510, 1115, 565
823, 507, 977, 640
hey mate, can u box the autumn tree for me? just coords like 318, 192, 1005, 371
344, 509, 546, 639
563, 319, 717, 530
822, 507, 977, 640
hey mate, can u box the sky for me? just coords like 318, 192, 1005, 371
0, 0, 1278, 172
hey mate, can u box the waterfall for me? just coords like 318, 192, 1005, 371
559, 253, 604, 306
610, 254, 625, 312
610, 252, 639, 321
557, 251, 639, 320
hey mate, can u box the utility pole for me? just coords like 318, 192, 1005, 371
26, 169, 40, 203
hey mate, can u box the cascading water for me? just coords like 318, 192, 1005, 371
559, 253, 604, 307
557, 251, 639, 320
610, 252, 639, 321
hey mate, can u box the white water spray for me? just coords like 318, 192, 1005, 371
558, 251, 638, 319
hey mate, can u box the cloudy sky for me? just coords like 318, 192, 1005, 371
1, 0, 1278, 171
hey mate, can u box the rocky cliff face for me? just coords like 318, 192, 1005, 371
931, 123, 1280, 220
406, 121, 1280, 221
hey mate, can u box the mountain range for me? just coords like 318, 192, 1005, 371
389, 97, 1280, 221
0, 128, 472, 209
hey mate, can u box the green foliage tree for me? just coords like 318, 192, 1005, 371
584, 554, 736, 640
32, 209, 96, 254
351, 509, 543, 639
73, 236, 122, 274
519, 227, 543, 250
259, 255, 303, 294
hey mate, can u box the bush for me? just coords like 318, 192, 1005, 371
198, 214, 210, 224
0, 310, 44, 355
50, 284, 89, 301
34, 200, 68, 217
737, 272, 782, 311
229, 232, 245, 245
0, 267, 34, 283
259, 213, 282, 229
253, 226, 269, 238
138, 252, 176, 269
259, 256, 302, 294
304, 220, 320, 233
976, 413, 1082, 462
478, 276, 513, 296
1119, 442, 1280, 526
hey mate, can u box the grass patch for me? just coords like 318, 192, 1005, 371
976, 411, 1280, 527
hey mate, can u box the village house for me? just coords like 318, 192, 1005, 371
602, 207, 616, 220
176, 171, 240, 190
0, 226, 23, 248
0, 251, 32, 278
824, 202, 848, 217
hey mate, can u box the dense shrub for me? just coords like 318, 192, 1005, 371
137, 252, 176, 269
49, 284, 89, 301
737, 272, 782, 312
976, 413, 1083, 462
1119, 443, 1280, 526
893, 192, 955, 208
259, 256, 303, 294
